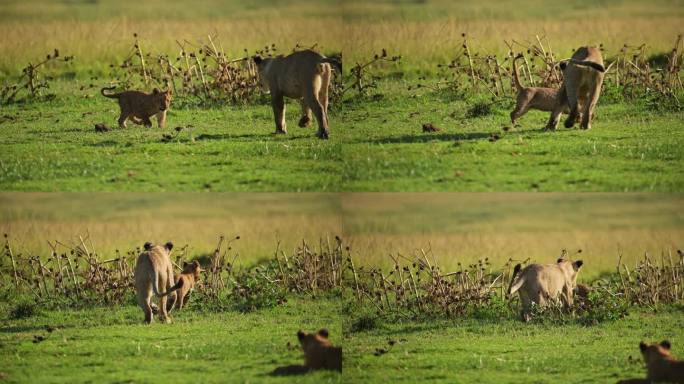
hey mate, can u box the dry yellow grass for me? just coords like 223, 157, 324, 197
341, 193, 684, 278
0, 193, 341, 262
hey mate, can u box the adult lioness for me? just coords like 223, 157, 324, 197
547, 46, 605, 130
134, 241, 176, 324
617, 341, 684, 383
508, 257, 584, 321
253, 50, 341, 139
101, 87, 172, 129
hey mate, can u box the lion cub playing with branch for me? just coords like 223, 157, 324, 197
510, 54, 580, 125
101, 87, 172, 128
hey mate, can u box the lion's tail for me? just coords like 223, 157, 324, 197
512, 54, 524, 92
567, 59, 606, 73
158, 279, 183, 297
321, 57, 342, 73
507, 264, 524, 296
150, 272, 181, 297
101, 86, 121, 98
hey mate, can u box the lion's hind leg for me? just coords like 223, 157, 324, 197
580, 74, 603, 130
137, 285, 153, 324
298, 99, 312, 128
306, 78, 329, 139
510, 92, 532, 124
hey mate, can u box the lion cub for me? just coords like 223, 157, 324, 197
299, 329, 342, 371
253, 50, 341, 139
134, 241, 176, 324
101, 87, 172, 129
508, 257, 584, 321
162, 260, 203, 311
510, 54, 580, 125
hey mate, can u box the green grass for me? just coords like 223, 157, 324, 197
0, 86, 342, 191
339, 80, 684, 191
0, 297, 342, 384
344, 308, 684, 383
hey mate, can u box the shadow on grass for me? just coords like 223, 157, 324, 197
268, 364, 311, 376
363, 131, 494, 144
196, 132, 317, 142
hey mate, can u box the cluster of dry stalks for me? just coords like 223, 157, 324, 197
107, 35, 344, 106
425, 34, 683, 107
3, 232, 682, 316
341, 48, 401, 98
1, 233, 343, 311
345, 245, 513, 319
107, 34, 266, 105
345, 245, 684, 320
612, 249, 684, 307
0, 49, 74, 104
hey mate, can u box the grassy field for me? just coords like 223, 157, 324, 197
342, 193, 684, 278
342, 0, 684, 69
344, 308, 684, 383
2, 193, 682, 277
339, 80, 684, 192
0, 193, 341, 261
0, 89, 343, 191
1, 0, 682, 192
0, 297, 343, 384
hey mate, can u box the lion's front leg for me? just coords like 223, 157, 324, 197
271, 92, 287, 134
156, 111, 167, 129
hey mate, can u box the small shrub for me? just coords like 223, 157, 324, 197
466, 100, 492, 118
10, 301, 38, 319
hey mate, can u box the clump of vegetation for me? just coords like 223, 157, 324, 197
1, 233, 343, 313
343, 245, 683, 328
428, 34, 683, 112
104, 34, 343, 108
0, 49, 74, 104
341, 48, 401, 99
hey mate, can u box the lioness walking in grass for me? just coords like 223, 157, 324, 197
253, 50, 341, 139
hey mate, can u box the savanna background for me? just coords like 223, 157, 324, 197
1, 0, 684, 383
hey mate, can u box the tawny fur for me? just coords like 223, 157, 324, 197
161, 260, 203, 311
618, 341, 684, 384
253, 50, 341, 139
510, 55, 578, 125
134, 242, 176, 324
508, 258, 584, 321
101, 87, 172, 129
298, 329, 342, 371
547, 46, 605, 130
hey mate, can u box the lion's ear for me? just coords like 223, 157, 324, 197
318, 329, 329, 338
297, 330, 305, 340
164, 241, 174, 251
573, 260, 584, 270
660, 340, 671, 350
640, 341, 647, 352
183, 261, 189, 268
557, 258, 564, 263
152, 88, 160, 94
144, 242, 153, 251
253, 55, 263, 64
